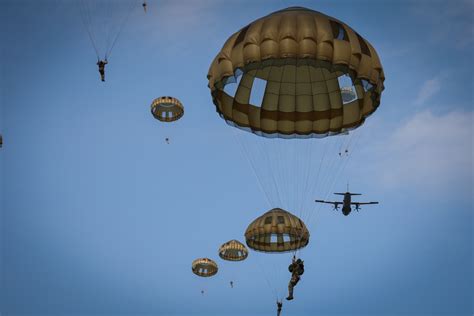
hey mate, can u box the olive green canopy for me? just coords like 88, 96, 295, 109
218, 240, 249, 261
208, 6, 384, 138
245, 208, 309, 252
151, 96, 184, 122
191, 258, 218, 277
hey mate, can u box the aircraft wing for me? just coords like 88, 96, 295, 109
315, 200, 339, 205
351, 202, 379, 205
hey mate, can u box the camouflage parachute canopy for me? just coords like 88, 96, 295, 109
245, 208, 310, 252
218, 240, 249, 261
191, 258, 218, 277
151, 96, 184, 122
208, 6, 385, 138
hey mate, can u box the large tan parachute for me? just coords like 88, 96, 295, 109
208, 6, 384, 138
245, 208, 310, 252
218, 240, 249, 261
192, 258, 218, 277
151, 96, 184, 122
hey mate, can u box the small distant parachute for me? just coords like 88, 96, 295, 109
151, 96, 184, 122
245, 208, 309, 253
192, 258, 218, 277
219, 240, 248, 261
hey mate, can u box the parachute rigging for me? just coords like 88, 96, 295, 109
150, 96, 184, 144
208, 6, 385, 302
78, 0, 137, 60
218, 239, 248, 289
192, 257, 218, 295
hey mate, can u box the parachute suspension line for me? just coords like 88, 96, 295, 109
272, 138, 285, 208
246, 132, 279, 206
303, 137, 342, 226
232, 130, 272, 208
103, 0, 114, 59
105, 0, 136, 60
297, 61, 318, 220
297, 122, 314, 218
307, 127, 364, 226
274, 137, 286, 209
328, 124, 366, 196
277, 133, 289, 209
346, 126, 361, 151
291, 137, 297, 215
322, 137, 347, 189
78, 0, 100, 59
88, 0, 102, 57
273, 256, 286, 300
332, 130, 358, 179
257, 134, 283, 208
338, 128, 355, 158
323, 105, 369, 198
338, 132, 349, 156
235, 131, 270, 206
329, 131, 358, 187
303, 139, 314, 212
296, 140, 306, 216
255, 254, 279, 301
343, 125, 365, 173
307, 138, 333, 213
293, 140, 300, 218
278, 59, 294, 211
294, 156, 317, 254
306, 138, 327, 216
270, 138, 283, 208
292, 59, 306, 217
300, 138, 328, 225
282, 139, 292, 211
294, 140, 303, 219
318, 136, 345, 194
277, 139, 288, 210
295, 142, 333, 256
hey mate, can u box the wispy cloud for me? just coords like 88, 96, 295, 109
411, 0, 474, 48
366, 110, 473, 197
414, 77, 441, 106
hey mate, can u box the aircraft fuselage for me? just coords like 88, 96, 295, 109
342, 192, 352, 216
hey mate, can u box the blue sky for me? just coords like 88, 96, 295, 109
0, 0, 472, 315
